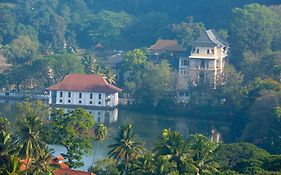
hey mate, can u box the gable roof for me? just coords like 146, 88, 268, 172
47, 74, 122, 94
149, 39, 185, 52
192, 29, 228, 47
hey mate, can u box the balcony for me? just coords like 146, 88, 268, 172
189, 53, 216, 59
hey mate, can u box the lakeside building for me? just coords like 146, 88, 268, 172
148, 39, 186, 69
178, 29, 228, 102
47, 73, 122, 108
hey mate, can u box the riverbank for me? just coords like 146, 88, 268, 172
119, 103, 236, 121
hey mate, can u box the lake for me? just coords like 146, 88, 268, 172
0, 99, 234, 171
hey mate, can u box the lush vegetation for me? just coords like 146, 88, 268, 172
89, 124, 281, 175
0, 101, 106, 174
0, 101, 281, 174
1, 0, 281, 174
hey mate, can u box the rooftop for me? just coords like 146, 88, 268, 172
149, 39, 185, 52
47, 74, 122, 94
192, 29, 228, 47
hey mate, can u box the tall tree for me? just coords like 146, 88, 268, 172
229, 3, 281, 63
108, 124, 144, 174
50, 108, 95, 168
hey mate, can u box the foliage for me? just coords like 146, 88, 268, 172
134, 60, 173, 105
49, 108, 95, 168
171, 17, 205, 49
89, 158, 120, 175
0, 117, 10, 132
108, 124, 144, 173
229, 3, 281, 62
89, 10, 133, 47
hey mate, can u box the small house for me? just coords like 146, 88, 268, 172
47, 74, 122, 108
148, 39, 185, 68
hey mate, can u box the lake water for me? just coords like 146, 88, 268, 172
0, 99, 234, 171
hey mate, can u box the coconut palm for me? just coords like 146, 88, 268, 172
188, 134, 219, 175
1, 155, 25, 175
29, 146, 53, 175
0, 131, 22, 170
16, 115, 46, 167
153, 129, 190, 174
103, 65, 117, 85
108, 124, 143, 174
129, 151, 155, 175
92, 124, 108, 166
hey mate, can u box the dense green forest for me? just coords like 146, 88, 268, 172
1, 0, 281, 174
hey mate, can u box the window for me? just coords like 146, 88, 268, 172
98, 101, 101, 105
89, 101, 92, 104
192, 48, 196, 53
196, 49, 199, 53
79, 93, 82, 98
68, 92, 71, 98
207, 49, 210, 54
200, 60, 205, 68
90, 93, 93, 99
60, 91, 63, 97
68, 100, 71, 103
79, 100, 82, 104
98, 112, 101, 115
181, 59, 188, 66
59, 99, 62, 103
98, 94, 102, 99
211, 49, 215, 54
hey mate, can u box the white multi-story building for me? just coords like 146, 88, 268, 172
179, 29, 228, 86
47, 74, 122, 108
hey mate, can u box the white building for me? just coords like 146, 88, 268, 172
47, 74, 122, 108
179, 29, 228, 86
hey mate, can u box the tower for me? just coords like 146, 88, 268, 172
179, 29, 228, 87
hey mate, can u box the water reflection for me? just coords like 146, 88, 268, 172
0, 99, 233, 170
61, 107, 118, 125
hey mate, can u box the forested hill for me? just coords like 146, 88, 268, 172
0, 0, 280, 50
92, 0, 280, 27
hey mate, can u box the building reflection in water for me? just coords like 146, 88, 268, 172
61, 107, 119, 125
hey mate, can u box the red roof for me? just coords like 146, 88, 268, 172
149, 39, 185, 52
54, 169, 95, 175
47, 74, 122, 94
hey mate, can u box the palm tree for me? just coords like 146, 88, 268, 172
92, 124, 108, 166
188, 134, 219, 175
1, 155, 25, 175
16, 115, 46, 168
29, 146, 53, 175
153, 156, 179, 175
103, 65, 117, 85
153, 129, 190, 174
129, 151, 155, 175
0, 131, 22, 166
108, 124, 143, 174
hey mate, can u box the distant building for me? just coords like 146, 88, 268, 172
179, 29, 228, 86
148, 39, 186, 69
47, 74, 122, 108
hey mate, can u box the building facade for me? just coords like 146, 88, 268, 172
47, 74, 122, 108
179, 29, 228, 86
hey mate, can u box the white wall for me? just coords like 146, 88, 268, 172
49, 91, 119, 107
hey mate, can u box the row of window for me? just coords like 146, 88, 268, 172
58, 99, 102, 105
59, 92, 102, 99
192, 48, 215, 54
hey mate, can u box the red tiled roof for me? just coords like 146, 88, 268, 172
149, 39, 185, 52
54, 169, 96, 175
47, 74, 122, 94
